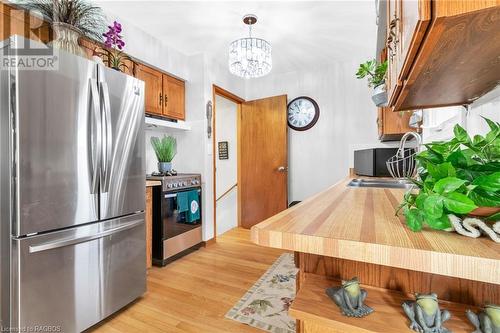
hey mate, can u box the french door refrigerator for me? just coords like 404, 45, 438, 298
0, 37, 146, 332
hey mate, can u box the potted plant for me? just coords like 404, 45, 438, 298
99, 21, 132, 72
20, 0, 106, 57
151, 135, 177, 173
355, 60, 388, 107
398, 117, 500, 232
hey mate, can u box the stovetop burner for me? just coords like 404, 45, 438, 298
147, 172, 202, 192
150, 170, 178, 177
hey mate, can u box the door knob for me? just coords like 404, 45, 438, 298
277, 166, 288, 172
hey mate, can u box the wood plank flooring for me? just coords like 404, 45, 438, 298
87, 228, 285, 333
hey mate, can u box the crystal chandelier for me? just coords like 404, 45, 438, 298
229, 14, 272, 79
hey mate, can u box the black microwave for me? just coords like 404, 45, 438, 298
354, 148, 400, 177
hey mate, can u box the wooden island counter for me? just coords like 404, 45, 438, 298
251, 177, 500, 333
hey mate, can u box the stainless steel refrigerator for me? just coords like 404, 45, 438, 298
0, 36, 146, 332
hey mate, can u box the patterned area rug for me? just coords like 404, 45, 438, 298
225, 253, 298, 333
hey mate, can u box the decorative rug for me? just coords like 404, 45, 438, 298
225, 253, 298, 333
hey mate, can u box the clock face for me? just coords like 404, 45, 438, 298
287, 97, 320, 131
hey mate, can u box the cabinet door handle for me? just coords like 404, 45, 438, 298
159, 93, 163, 106
164, 95, 168, 107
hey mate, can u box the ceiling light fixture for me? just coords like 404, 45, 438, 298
229, 14, 272, 79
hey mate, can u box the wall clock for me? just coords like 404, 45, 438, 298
287, 96, 320, 131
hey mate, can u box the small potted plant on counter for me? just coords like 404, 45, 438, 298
397, 117, 500, 242
355, 59, 388, 107
151, 135, 177, 173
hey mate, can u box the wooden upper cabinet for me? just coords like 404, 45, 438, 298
386, 0, 431, 106
1, 3, 186, 120
135, 66, 185, 120
136, 64, 163, 116
385, 0, 400, 106
386, 0, 500, 111
396, 0, 431, 80
1, 4, 51, 43
378, 107, 415, 141
162, 74, 185, 120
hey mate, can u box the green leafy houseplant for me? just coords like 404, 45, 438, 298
151, 135, 177, 163
356, 60, 388, 88
399, 117, 500, 232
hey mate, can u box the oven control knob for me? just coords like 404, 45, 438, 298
191, 180, 196, 185
167, 183, 173, 189
183, 181, 188, 186
173, 183, 178, 188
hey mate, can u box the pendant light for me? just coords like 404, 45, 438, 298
228, 14, 272, 79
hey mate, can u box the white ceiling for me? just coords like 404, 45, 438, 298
96, 1, 377, 74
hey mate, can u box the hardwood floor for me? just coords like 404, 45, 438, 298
88, 228, 285, 333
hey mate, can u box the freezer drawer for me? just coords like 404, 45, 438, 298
11, 213, 146, 332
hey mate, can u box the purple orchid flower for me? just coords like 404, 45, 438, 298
103, 21, 126, 50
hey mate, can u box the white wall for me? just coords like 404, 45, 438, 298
245, 61, 379, 202
215, 95, 238, 235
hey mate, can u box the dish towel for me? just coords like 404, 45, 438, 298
176, 191, 189, 213
187, 190, 200, 223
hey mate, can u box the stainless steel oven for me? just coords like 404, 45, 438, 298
148, 174, 203, 266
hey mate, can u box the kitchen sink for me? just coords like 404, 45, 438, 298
347, 178, 414, 190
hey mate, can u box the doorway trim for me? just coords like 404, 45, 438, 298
212, 85, 245, 242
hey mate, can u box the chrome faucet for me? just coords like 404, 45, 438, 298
397, 131, 422, 158
386, 131, 422, 179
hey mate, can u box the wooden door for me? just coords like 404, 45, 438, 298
163, 74, 185, 120
135, 64, 163, 116
240, 95, 288, 229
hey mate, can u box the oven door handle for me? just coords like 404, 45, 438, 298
164, 189, 201, 199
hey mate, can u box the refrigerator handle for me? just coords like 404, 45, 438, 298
99, 81, 113, 193
89, 79, 102, 194
28, 219, 144, 253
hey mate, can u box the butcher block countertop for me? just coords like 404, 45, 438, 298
146, 180, 161, 187
251, 177, 500, 284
